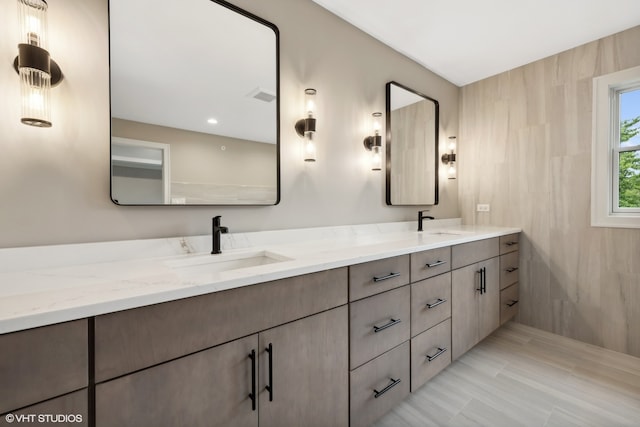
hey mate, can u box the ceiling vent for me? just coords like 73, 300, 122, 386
247, 87, 277, 103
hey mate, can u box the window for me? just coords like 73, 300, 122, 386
591, 65, 640, 228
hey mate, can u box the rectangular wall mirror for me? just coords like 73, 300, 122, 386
385, 81, 439, 206
109, 0, 280, 205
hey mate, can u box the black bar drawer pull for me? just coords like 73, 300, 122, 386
426, 298, 447, 309
373, 318, 401, 333
265, 343, 273, 402
248, 350, 257, 411
506, 299, 519, 307
373, 272, 401, 282
426, 347, 447, 362
426, 260, 447, 268
506, 267, 519, 273
476, 268, 484, 294
373, 378, 402, 398
505, 241, 518, 246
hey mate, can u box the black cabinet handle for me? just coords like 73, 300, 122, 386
476, 268, 484, 294
507, 299, 519, 307
373, 318, 401, 333
505, 241, 518, 246
482, 267, 487, 294
426, 260, 447, 268
248, 350, 256, 411
506, 267, 519, 273
265, 343, 273, 402
426, 347, 447, 362
373, 378, 402, 398
426, 298, 447, 309
373, 272, 401, 282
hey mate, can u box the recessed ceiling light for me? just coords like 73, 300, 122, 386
207, 118, 218, 124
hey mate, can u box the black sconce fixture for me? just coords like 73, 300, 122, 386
363, 112, 383, 171
13, 0, 63, 128
441, 136, 457, 179
295, 88, 317, 162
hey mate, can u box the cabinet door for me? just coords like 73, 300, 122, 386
95, 335, 258, 427
259, 306, 348, 427
451, 258, 500, 360
477, 257, 500, 342
451, 262, 481, 360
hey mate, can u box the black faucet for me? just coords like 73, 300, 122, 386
418, 210, 435, 232
211, 215, 229, 254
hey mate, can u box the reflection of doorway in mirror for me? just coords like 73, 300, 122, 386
111, 137, 171, 205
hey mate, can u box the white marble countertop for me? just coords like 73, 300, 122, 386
0, 219, 520, 334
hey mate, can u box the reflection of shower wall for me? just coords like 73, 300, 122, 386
390, 101, 436, 204
112, 118, 277, 202
112, 166, 163, 204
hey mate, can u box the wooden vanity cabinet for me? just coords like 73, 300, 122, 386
0, 320, 88, 420
95, 269, 349, 427
96, 306, 348, 427
348, 256, 411, 426
94, 268, 347, 382
451, 238, 500, 360
500, 233, 520, 324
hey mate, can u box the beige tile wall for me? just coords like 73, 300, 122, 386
459, 26, 640, 357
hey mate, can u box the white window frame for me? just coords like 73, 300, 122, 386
591, 65, 640, 228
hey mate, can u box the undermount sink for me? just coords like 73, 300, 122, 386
424, 229, 475, 236
164, 250, 292, 274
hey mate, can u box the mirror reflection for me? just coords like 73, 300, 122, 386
385, 81, 439, 206
109, 0, 280, 205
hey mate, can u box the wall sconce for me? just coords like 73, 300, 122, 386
363, 112, 383, 171
295, 88, 317, 162
13, 0, 63, 128
441, 136, 457, 179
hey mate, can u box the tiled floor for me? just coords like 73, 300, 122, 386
374, 322, 640, 427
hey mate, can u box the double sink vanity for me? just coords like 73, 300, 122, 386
0, 220, 520, 427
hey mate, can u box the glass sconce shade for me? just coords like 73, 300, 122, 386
19, 66, 51, 127
304, 88, 317, 117
18, 0, 48, 49
303, 130, 317, 162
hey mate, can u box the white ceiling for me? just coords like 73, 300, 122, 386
312, 0, 640, 86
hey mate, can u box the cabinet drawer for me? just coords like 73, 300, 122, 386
500, 283, 519, 325
349, 255, 410, 301
0, 320, 88, 414
350, 342, 410, 427
500, 233, 520, 255
95, 267, 348, 382
349, 286, 410, 369
451, 238, 499, 269
500, 251, 519, 289
410, 273, 451, 337
411, 318, 451, 392
411, 246, 451, 282
0, 389, 88, 427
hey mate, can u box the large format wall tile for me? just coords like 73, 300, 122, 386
460, 25, 640, 358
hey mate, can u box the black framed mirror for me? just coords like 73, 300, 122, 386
109, 0, 280, 205
385, 81, 439, 206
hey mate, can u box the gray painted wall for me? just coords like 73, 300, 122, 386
0, 0, 459, 248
